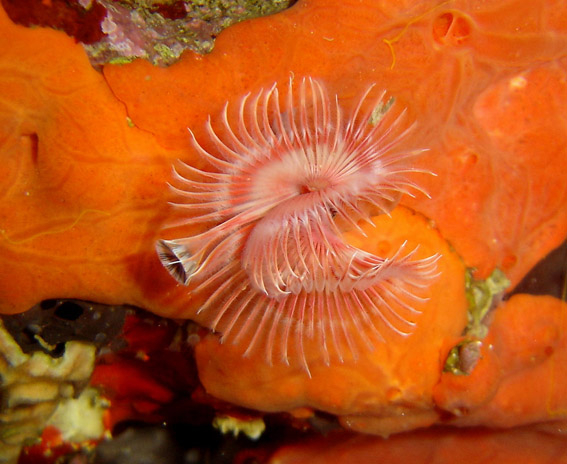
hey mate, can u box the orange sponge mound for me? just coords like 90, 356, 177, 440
435, 294, 567, 432
196, 206, 468, 436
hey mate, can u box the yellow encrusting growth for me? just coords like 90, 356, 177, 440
212, 415, 266, 440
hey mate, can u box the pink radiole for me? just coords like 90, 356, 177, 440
157, 77, 439, 374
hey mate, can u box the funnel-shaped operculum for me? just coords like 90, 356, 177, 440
156, 77, 438, 374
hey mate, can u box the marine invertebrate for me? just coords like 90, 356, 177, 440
157, 77, 439, 372
195, 206, 468, 427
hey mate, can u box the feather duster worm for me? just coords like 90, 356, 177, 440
156, 77, 438, 373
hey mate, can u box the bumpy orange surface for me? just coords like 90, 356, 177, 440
1, 1, 566, 317
0, 5, 181, 314
435, 294, 567, 432
196, 207, 467, 435
1, 0, 567, 444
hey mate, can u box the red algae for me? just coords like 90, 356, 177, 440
1, 0, 106, 44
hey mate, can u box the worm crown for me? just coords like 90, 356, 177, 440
157, 77, 439, 375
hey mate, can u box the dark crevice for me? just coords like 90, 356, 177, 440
2, 299, 129, 357
54, 301, 84, 321
510, 239, 567, 300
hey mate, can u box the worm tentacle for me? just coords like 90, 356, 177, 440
156, 77, 439, 374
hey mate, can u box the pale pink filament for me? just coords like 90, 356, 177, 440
156, 77, 439, 375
